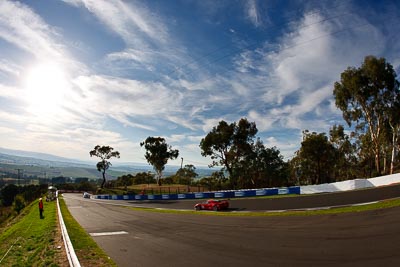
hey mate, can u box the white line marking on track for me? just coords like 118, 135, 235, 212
352, 201, 379, 206
90, 231, 128, 237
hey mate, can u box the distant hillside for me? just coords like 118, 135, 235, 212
0, 150, 125, 179
0, 147, 90, 165
0, 152, 91, 168
0, 162, 115, 180
0, 148, 215, 179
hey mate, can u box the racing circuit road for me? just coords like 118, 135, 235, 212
63, 185, 400, 266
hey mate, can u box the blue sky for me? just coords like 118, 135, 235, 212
0, 0, 399, 167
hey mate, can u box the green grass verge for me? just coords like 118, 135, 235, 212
127, 198, 400, 217
58, 197, 117, 266
0, 200, 63, 266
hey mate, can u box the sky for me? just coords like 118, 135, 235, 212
0, 0, 399, 167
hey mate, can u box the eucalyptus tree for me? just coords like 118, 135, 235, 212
334, 56, 400, 175
329, 124, 357, 180
386, 94, 400, 174
175, 164, 198, 187
354, 132, 376, 177
298, 131, 336, 184
254, 143, 288, 188
140, 137, 179, 186
200, 118, 257, 189
89, 145, 120, 188
238, 138, 288, 188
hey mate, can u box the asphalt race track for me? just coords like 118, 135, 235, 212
87, 183, 400, 211
63, 185, 400, 266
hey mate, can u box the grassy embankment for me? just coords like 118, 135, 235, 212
0, 200, 65, 266
0, 198, 116, 266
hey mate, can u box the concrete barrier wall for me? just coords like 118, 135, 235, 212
93, 174, 400, 200
94, 186, 300, 200
300, 173, 400, 194
368, 173, 400, 187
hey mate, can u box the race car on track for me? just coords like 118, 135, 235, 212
194, 199, 229, 211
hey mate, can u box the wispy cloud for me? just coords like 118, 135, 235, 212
0, 0, 399, 165
72, 75, 181, 117
228, 10, 390, 133
0, 1, 60, 58
63, 0, 194, 86
0, 59, 21, 78
245, 0, 262, 27
0, 0, 86, 75
63, 0, 168, 45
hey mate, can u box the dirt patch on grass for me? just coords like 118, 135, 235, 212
75, 249, 114, 267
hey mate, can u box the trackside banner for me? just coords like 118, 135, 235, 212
94, 186, 300, 200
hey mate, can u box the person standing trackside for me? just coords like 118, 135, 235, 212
39, 198, 44, 219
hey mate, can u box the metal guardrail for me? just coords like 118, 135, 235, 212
57, 196, 81, 267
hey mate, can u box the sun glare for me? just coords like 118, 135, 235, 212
24, 62, 69, 114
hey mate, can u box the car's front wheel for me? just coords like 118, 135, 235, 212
195, 206, 201, 211
213, 206, 218, 211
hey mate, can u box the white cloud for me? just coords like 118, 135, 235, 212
106, 48, 156, 68
64, 0, 168, 46
0, 83, 23, 102
234, 50, 257, 73
188, 135, 204, 143
0, 59, 21, 77
201, 118, 225, 133
247, 110, 275, 131
71, 75, 188, 131
169, 134, 187, 143
0, 0, 85, 75
0, 1, 60, 58
109, 114, 156, 132
246, 0, 262, 27
228, 9, 393, 137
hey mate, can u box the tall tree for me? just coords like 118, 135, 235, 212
298, 131, 336, 184
354, 131, 376, 178
386, 92, 400, 174
252, 141, 288, 188
200, 118, 257, 189
175, 164, 198, 191
140, 137, 179, 186
329, 124, 357, 180
334, 55, 399, 175
89, 145, 120, 188
236, 138, 288, 188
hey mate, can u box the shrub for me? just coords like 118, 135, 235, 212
13, 194, 26, 214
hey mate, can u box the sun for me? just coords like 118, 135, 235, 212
24, 62, 69, 114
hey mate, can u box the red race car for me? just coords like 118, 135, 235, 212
194, 199, 229, 211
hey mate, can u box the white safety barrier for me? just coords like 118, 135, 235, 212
57, 196, 81, 267
301, 173, 400, 194
367, 173, 400, 187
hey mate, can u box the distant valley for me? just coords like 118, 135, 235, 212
0, 147, 214, 180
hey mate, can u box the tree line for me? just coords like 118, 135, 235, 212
0, 184, 49, 224
90, 56, 399, 190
